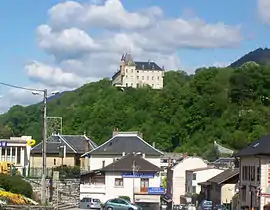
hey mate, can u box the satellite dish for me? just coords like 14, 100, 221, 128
27, 139, 36, 146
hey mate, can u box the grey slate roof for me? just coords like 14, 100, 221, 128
98, 153, 162, 172
234, 133, 270, 157
207, 168, 239, 184
135, 61, 163, 71
31, 134, 97, 155
82, 134, 163, 157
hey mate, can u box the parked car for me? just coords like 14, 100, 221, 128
104, 198, 142, 210
79, 197, 102, 209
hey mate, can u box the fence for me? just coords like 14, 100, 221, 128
29, 168, 53, 178
29, 166, 80, 179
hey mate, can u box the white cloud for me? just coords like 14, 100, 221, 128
258, 0, 270, 24
1, 0, 244, 113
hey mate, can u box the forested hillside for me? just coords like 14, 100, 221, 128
1, 63, 270, 159
230, 48, 270, 68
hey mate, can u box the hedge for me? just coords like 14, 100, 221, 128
0, 174, 33, 198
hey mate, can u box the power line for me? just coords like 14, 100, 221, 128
0, 82, 44, 92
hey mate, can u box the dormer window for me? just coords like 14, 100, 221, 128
142, 65, 144, 69
152, 65, 155, 69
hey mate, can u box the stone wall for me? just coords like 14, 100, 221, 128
26, 178, 80, 207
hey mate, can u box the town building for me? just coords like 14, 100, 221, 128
198, 168, 239, 208
234, 133, 270, 210
30, 133, 97, 177
186, 167, 224, 195
80, 153, 163, 208
81, 131, 163, 172
0, 136, 32, 176
166, 155, 208, 205
112, 53, 164, 89
160, 152, 183, 177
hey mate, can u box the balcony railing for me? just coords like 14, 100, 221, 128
80, 184, 106, 194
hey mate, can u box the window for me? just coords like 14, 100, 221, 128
54, 159, 56, 165
147, 76, 149, 80
126, 83, 128, 87
126, 69, 128, 73
137, 70, 139, 73
115, 178, 123, 187
102, 160, 105, 168
257, 167, 260, 182
157, 76, 160, 80
192, 173, 196, 180
16, 147, 21, 164
118, 199, 128, 205
126, 75, 128, 78
142, 76, 144, 80
136, 83, 139, 88
242, 165, 256, 181
142, 65, 144, 69
152, 76, 154, 80
137, 76, 139, 79
192, 186, 196, 193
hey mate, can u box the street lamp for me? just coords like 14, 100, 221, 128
32, 89, 59, 205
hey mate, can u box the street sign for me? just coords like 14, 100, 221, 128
27, 139, 36, 146
0, 141, 7, 147
122, 172, 155, 178
148, 187, 165, 194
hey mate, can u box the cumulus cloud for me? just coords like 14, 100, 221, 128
1, 0, 244, 113
258, 0, 270, 24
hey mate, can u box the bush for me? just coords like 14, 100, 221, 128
53, 165, 80, 179
0, 174, 33, 198
119, 196, 131, 202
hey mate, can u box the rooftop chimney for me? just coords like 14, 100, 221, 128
152, 142, 156, 148
113, 128, 119, 137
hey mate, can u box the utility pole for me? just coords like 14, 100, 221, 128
132, 160, 136, 204
41, 89, 48, 205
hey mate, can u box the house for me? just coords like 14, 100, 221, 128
31, 133, 97, 170
0, 136, 32, 176
81, 131, 163, 172
210, 157, 236, 169
112, 53, 165, 89
80, 153, 164, 208
185, 167, 224, 195
198, 168, 239, 207
233, 133, 270, 210
166, 155, 208, 205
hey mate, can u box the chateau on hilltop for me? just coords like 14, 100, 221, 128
112, 53, 164, 89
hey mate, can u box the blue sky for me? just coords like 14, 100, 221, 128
0, 0, 269, 112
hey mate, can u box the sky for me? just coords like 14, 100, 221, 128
0, 0, 269, 113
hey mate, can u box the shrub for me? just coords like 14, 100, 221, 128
0, 174, 33, 198
119, 196, 131, 202
53, 166, 80, 179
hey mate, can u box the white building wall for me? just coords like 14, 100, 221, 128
89, 155, 161, 171
240, 156, 269, 210
81, 172, 161, 203
172, 157, 207, 205
186, 168, 224, 194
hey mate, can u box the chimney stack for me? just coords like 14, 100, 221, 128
113, 128, 119, 137
152, 142, 156, 148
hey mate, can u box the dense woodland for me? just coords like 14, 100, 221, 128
1, 60, 270, 159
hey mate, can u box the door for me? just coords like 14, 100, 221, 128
140, 178, 149, 193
